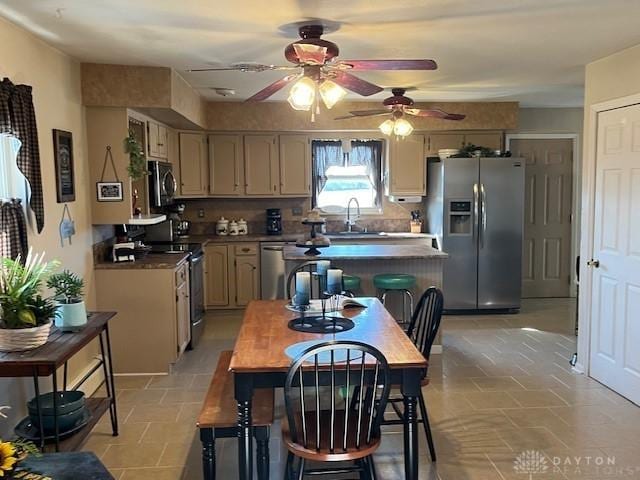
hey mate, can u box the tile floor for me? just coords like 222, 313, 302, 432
84, 299, 640, 479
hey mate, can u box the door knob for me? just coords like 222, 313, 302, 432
587, 259, 600, 268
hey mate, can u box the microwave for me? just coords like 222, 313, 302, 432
148, 160, 176, 207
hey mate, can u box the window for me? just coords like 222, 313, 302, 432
312, 140, 383, 213
0, 134, 27, 200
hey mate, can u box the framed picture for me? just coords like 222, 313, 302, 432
52, 129, 75, 203
96, 181, 124, 202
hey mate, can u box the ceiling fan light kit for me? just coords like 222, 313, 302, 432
287, 76, 316, 111
191, 24, 440, 120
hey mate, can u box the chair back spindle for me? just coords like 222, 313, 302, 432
284, 341, 391, 457
407, 287, 444, 365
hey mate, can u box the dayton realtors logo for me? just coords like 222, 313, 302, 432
514, 450, 549, 478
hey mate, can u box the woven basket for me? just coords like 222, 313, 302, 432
0, 321, 52, 352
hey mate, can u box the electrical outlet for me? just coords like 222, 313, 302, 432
198, 209, 205, 218
292, 206, 303, 216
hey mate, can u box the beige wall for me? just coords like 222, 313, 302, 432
515, 107, 583, 134
0, 17, 97, 435
205, 101, 518, 131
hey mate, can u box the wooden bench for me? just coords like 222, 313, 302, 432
197, 350, 274, 480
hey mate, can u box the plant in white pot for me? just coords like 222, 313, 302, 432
0, 251, 60, 352
47, 270, 86, 331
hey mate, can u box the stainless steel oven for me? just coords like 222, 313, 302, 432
148, 160, 176, 207
147, 242, 205, 348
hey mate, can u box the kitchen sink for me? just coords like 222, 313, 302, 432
330, 231, 383, 236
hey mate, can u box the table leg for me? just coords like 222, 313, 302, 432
401, 369, 422, 480
200, 428, 216, 480
63, 362, 68, 391
235, 374, 254, 480
31, 368, 44, 451
52, 368, 60, 452
99, 326, 119, 436
255, 426, 270, 480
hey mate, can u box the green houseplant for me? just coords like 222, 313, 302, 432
47, 270, 87, 331
0, 251, 59, 352
123, 130, 148, 181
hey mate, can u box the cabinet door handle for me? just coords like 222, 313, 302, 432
242, 247, 250, 252
587, 259, 600, 268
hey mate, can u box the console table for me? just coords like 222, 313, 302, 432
0, 312, 119, 452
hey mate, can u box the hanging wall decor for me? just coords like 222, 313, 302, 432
59, 204, 75, 247
52, 129, 75, 203
96, 146, 123, 202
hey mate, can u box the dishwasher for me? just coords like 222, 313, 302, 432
260, 242, 295, 299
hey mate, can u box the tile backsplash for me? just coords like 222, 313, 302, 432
180, 197, 425, 236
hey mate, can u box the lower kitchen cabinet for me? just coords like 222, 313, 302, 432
204, 245, 229, 307
95, 261, 191, 374
205, 243, 260, 309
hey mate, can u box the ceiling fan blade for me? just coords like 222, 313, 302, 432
405, 108, 466, 120
293, 44, 327, 65
331, 71, 384, 97
335, 109, 391, 120
336, 59, 438, 71
245, 74, 299, 102
188, 63, 297, 73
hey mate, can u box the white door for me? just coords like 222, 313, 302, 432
590, 104, 640, 404
511, 138, 573, 298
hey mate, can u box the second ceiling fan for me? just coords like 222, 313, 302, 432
191, 24, 438, 119
336, 88, 466, 137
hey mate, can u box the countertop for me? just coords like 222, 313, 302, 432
180, 232, 436, 244
94, 253, 189, 270
283, 244, 448, 261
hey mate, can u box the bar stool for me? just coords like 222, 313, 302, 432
342, 275, 361, 297
373, 273, 416, 325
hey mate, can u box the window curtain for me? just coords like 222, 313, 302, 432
0, 199, 28, 260
312, 140, 344, 196
350, 140, 382, 188
0, 78, 44, 233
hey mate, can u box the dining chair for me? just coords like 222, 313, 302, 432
283, 340, 391, 480
381, 286, 443, 462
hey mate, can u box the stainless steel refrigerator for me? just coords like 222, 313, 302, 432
425, 157, 525, 312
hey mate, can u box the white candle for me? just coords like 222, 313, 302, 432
316, 260, 330, 276
294, 271, 311, 305
326, 268, 343, 294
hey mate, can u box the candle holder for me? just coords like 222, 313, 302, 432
289, 303, 313, 329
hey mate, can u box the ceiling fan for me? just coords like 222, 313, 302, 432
190, 24, 438, 119
336, 88, 466, 137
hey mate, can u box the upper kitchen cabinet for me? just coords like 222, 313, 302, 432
387, 134, 426, 197
426, 131, 503, 157
427, 133, 465, 157
279, 134, 311, 196
463, 132, 503, 151
244, 134, 279, 195
147, 120, 168, 159
179, 132, 209, 197
209, 134, 244, 196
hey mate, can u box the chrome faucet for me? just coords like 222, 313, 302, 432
346, 197, 361, 232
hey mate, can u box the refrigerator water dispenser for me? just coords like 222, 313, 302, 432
449, 201, 472, 235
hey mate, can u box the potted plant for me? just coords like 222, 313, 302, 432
0, 251, 59, 352
46, 270, 86, 331
123, 130, 148, 181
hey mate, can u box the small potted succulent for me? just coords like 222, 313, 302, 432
0, 251, 59, 352
47, 270, 86, 331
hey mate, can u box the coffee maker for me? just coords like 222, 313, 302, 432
266, 208, 282, 235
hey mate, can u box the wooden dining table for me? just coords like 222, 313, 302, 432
229, 298, 428, 480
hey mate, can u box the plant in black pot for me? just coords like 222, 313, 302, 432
47, 270, 86, 331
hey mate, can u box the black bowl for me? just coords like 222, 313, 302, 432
27, 391, 85, 417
